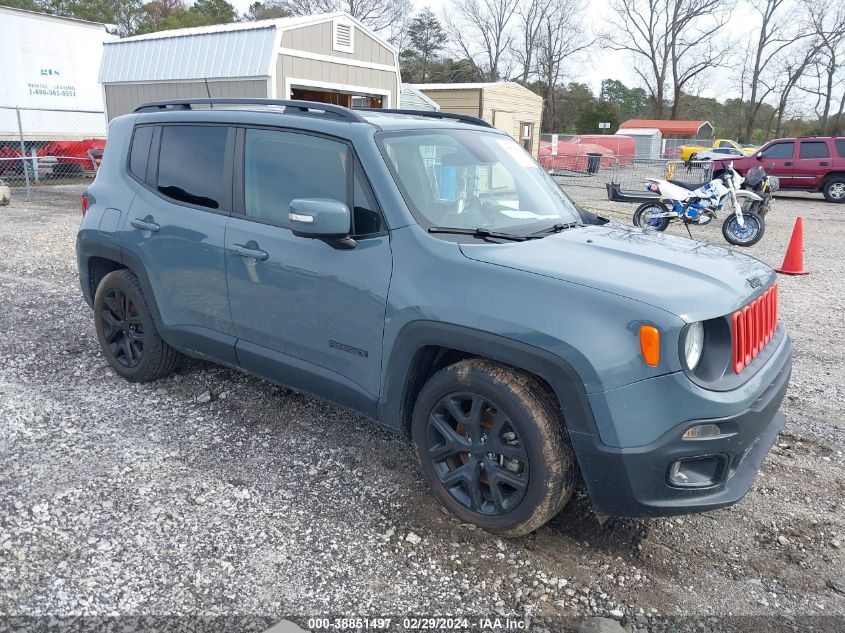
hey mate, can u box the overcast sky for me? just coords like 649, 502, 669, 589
225, 0, 759, 101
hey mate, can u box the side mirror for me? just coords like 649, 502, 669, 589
756, 152, 763, 160
289, 198, 356, 249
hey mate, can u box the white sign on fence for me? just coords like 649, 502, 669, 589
0, 8, 114, 138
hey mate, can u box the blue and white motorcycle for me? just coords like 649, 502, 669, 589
633, 163, 765, 246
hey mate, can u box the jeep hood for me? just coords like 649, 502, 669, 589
459, 224, 774, 321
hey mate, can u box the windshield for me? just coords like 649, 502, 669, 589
377, 129, 581, 234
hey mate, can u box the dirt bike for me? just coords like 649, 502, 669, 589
633, 163, 766, 247
740, 164, 778, 217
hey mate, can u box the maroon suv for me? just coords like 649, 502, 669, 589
714, 137, 845, 202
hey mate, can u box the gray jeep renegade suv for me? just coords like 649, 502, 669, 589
77, 99, 792, 536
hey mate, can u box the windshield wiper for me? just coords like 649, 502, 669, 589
428, 226, 536, 242
529, 222, 581, 237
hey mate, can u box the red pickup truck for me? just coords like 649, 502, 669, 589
714, 137, 845, 202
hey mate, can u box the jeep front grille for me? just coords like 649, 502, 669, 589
731, 284, 778, 374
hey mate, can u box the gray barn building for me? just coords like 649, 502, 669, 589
99, 13, 401, 120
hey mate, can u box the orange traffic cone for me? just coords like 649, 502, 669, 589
775, 216, 809, 275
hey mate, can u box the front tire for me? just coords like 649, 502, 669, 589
633, 202, 671, 231
411, 359, 577, 537
93, 269, 179, 382
722, 210, 765, 247
823, 177, 845, 203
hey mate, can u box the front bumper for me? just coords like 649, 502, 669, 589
569, 346, 791, 517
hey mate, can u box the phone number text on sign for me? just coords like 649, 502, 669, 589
27, 82, 77, 98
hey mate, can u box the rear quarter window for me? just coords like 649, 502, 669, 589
128, 126, 154, 181
836, 139, 845, 157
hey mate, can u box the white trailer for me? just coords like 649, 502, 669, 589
0, 7, 114, 141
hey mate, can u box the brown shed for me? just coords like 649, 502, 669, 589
413, 82, 543, 156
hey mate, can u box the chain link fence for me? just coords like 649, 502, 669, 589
0, 107, 107, 202
537, 132, 715, 201
549, 158, 711, 200
662, 136, 716, 159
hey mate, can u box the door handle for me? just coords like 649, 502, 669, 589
130, 218, 160, 232
229, 244, 269, 261
820, 161, 829, 166
784, 162, 792, 167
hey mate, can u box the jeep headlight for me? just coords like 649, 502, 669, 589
683, 322, 704, 370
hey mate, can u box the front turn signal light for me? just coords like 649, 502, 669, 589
639, 325, 660, 366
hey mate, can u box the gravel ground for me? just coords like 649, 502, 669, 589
0, 184, 843, 632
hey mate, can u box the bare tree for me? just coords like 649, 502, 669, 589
535, 0, 590, 129
512, 0, 553, 83
277, 0, 413, 34
602, 0, 732, 119
739, 0, 810, 140
771, 42, 821, 135
800, 0, 845, 133
602, 0, 669, 117
442, 0, 521, 81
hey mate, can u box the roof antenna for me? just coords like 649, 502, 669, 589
204, 78, 212, 107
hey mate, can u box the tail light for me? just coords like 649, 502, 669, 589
81, 193, 89, 217
731, 284, 777, 373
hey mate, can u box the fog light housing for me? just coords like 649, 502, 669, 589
668, 454, 727, 488
682, 423, 722, 440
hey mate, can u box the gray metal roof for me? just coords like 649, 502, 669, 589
99, 13, 399, 84
100, 25, 277, 83
400, 84, 440, 111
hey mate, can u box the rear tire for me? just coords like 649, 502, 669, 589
722, 210, 765, 247
93, 269, 179, 382
822, 177, 845, 203
411, 359, 577, 537
633, 202, 671, 231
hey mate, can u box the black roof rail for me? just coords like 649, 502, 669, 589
355, 108, 494, 128
132, 98, 367, 123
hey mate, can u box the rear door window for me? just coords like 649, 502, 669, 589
836, 139, 845, 157
157, 125, 229, 210
760, 142, 794, 159
799, 141, 830, 159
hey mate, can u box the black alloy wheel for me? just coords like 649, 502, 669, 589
100, 287, 144, 368
427, 391, 529, 516
93, 269, 179, 382
412, 359, 577, 536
